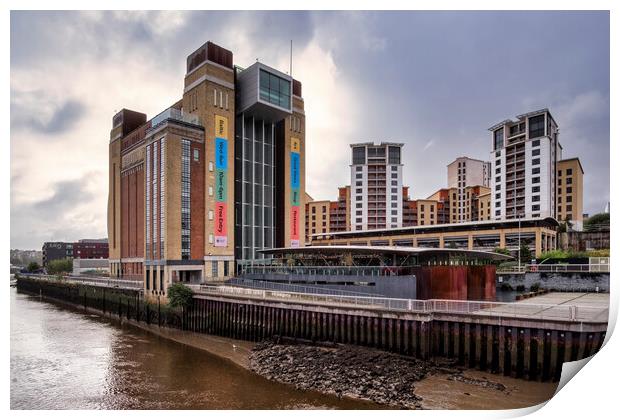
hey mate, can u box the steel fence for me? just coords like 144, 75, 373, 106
194, 284, 608, 323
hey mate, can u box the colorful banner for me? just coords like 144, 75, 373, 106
214, 202, 227, 247
290, 206, 300, 247
215, 169, 227, 201
214, 115, 228, 247
290, 137, 301, 247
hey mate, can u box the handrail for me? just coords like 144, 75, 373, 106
194, 285, 608, 323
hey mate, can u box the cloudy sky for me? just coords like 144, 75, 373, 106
10, 11, 609, 249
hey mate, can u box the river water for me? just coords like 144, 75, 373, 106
10, 288, 378, 409
11, 287, 558, 410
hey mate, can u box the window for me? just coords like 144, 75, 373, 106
558, 178, 562, 185
391, 188, 398, 193
208, 161, 214, 172
495, 159, 501, 166
420, 205, 425, 211
494, 128, 504, 150
532, 158, 540, 165
567, 196, 572, 203
558, 196, 562, 203
496, 210, 501, 216
356, 210, 362, 215
391, 173, 398, 179
356, 188, 362, 193
356, 196, 362, 201
212, 262, 219, 278
532, 186, 540, 193
532, 195, 540, 202
567, 177, 573, 185
356, 181, 362, 186
496, 151, 501, 157
558, 205, 562, 212
567, 205, 573, 211
495, 176, 501, 182
557, 188, 562, 195
356, 217, 362, 223
529, 115, 545, 138
532, 204, 540, 211
532, 167, 540, 175
322, 206, 327, 213
391, 181, 398, 186
352, 147, 366, 165
495, 193, 500, 199
193, 149, 199, 162
392, 166, 398, 171
558, 170, 563, 176
388, 146, 401, 164
495, 184, 501, 191
208, 210, 214, 220
566, 187, 572, 193
356, 166, 362, 172
532, 139, 540, 147
495, 201, 501, 208
496, 167, 501, 174
356, 203, 362, 208
391, 210, 398, 215
567, 168, 573, 175
532, 149, 540, 156
532, 177, 540, 184
391, 195, 397, 201
356, 173, 363, 179
259, 69, 290, 109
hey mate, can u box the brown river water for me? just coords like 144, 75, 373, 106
10, 288, 558, 410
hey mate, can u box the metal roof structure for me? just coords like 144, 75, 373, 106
258, 245, 513, 262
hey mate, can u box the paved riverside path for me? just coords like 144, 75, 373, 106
470, 292, 609, 322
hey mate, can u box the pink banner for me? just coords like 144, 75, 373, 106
215, 202, 227, 247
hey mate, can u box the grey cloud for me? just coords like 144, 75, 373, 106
11, 96, 85, 135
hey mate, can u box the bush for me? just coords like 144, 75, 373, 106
584, 213, 609, 231
26, 262, 40, 272
167, 283, 194, 309
515, 285, 526, 292
530, 282, 540, 292
47, 258, 73, 275
493, 247, 511, 256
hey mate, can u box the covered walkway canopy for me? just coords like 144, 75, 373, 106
255, 245, 512, 268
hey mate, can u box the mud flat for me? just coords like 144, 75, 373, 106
249, 340, 559, 410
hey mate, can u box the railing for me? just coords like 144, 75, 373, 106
497, 263, 610, 274
225, 278, 384, 297
22, 274, 143, 291
150, 107, 200, 128
194, 285, 608, 323
238, 265, 415, 277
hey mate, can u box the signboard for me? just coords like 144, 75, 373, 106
290, 137, 301, 247
214, 115, 228, 247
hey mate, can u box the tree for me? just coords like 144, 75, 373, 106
519, 245, 533, 264
167, 283, 194, 309
47, 258, 73, 274
584, 213, 610, 231
493, 247, 511, 256
26, 262, 41, 272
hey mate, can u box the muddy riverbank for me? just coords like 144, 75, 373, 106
248, 340, 560, 410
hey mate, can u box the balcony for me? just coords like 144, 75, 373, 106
149, 107, 201, 129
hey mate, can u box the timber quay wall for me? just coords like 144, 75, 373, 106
16, 276, 607, 382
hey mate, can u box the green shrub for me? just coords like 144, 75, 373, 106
515, 285, 526, 292
530, 282, 540, 292
493, 247, 511, 256
167, 283, 194, 308
47, 258, 73, 274
26, 262, 40, 272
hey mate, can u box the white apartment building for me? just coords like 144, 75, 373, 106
447, 157, 491, 223
350, 142, 404, 231
489, 109, 561, 221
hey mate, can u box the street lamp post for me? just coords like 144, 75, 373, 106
518, 215, 521, 272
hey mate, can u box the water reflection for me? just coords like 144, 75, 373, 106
10, 289, 377, 409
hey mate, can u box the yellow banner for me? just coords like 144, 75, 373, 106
291, 137, 300, 153
215, 115, 228, 139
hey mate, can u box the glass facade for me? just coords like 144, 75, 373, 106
494, 128, 504, 150
529, 114, 545, 138
145, 144, 151, 259
259, 69, 291, 109
159, 139, 165, 258
181, 139, 191, 259
235, 115, 276, 260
